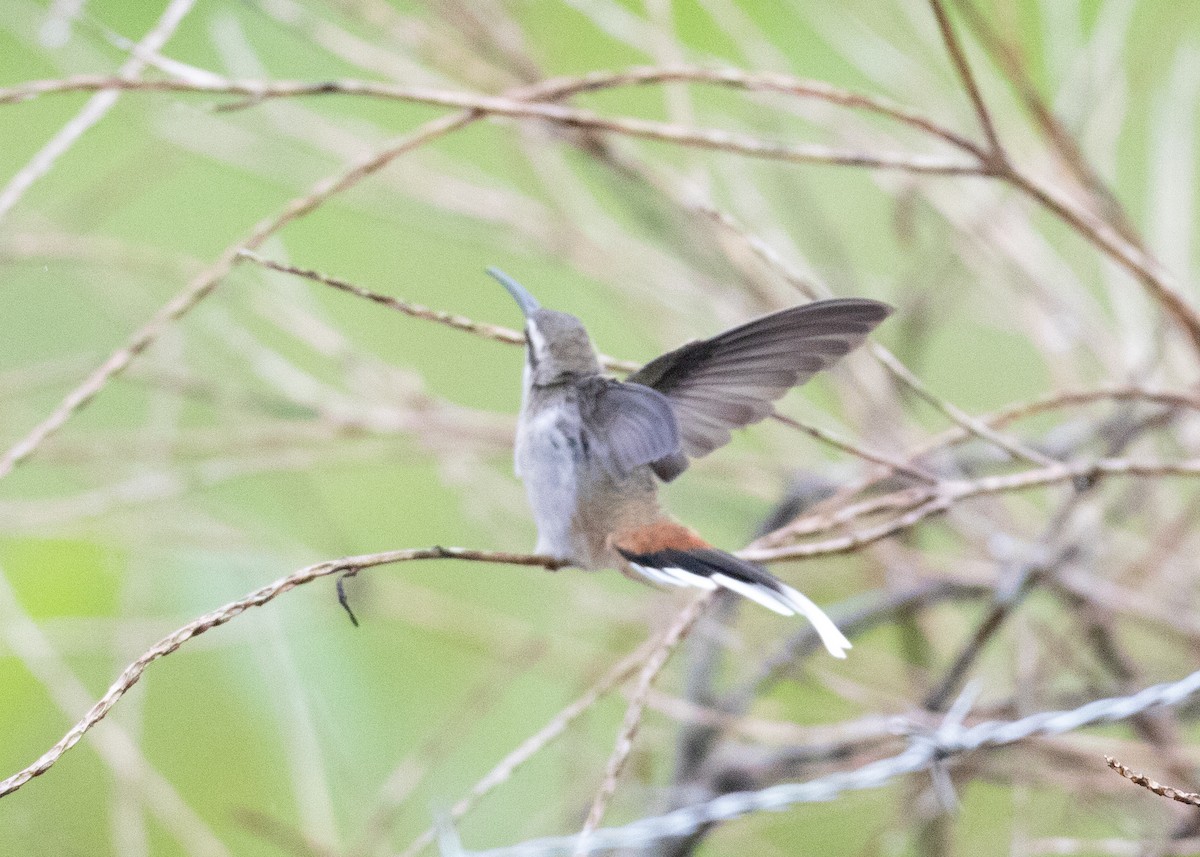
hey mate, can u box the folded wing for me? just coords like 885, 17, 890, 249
579, 376, 682, 477
628, 298, 891, 479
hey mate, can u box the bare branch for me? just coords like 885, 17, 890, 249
0, 75, 984, 175
238, 252, 527, 346
236, 252, 641, 373
576, 594, 710, 852
1105, 756, 1200, 808
0, 546, 564, 799
927, 0, 1003, 160
744, 456, 1200, 562
0, 65, 986, 157
769, 411, 940, 485
872, 344, 1056, 467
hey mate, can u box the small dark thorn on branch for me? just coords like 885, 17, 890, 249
336, 569, 360, 627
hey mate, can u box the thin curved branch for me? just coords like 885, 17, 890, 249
482, 66, 988, 157
0, 66, 986, 157
769, 411, 940, 485
751, 384, 1200, 551
1106, 756, 1200, 807
927, 0, 1003, 159
236, 252, 641, 373
0, 547, 564, 799
576, 594, 710, 853
872, 344, 1056, 467
743, 455, 1200, 561
0, 74, 982, 175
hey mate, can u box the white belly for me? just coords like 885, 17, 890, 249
516, 408, 588, 563
515, 392, 660, 568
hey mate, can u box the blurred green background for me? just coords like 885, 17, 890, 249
2, 1, 1200, 855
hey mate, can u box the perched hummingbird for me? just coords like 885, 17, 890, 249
490, 269, 891, 658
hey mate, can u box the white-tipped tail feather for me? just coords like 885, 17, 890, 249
627, 558, 851, 659
775, 582, 853, 659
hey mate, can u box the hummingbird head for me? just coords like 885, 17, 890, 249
487, 268, 601, 385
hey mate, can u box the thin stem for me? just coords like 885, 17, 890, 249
927, 0, 1004, 160
1106, 756, 1200, 807
0, 75, 983, 175
0, 546, 564, 799
742, 455, 1200, 562
396, 638, 663, 857
237, 253, 641, 373
872, 344, 1056, 467
576, 594, 711, 854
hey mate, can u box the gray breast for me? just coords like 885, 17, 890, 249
516, 388, 654, 568
516, 391, 588, 562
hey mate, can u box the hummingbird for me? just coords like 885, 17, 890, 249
490, 269, 891, 658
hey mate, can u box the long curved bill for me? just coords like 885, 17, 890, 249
486, 267, 541, 316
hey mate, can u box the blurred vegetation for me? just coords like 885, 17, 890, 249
2, 1, 1200, 855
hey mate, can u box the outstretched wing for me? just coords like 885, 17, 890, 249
628, 299, 891, 477
579, 377, 682, 477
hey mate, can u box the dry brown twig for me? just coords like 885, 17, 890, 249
0, 74, 982, 175
746, 455, 1200, 560
870, 344, 1056, 467
744, 382, 1200, 555
575, 593, 712, 853
0, 546, 565, 800
927, 0, 1004, 162
237, 251, 641, 373
1105, 756, 1200, 808
395, 635, 672, 857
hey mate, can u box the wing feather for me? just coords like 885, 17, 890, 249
580, 377, 682, 477
629, 298, 891, 468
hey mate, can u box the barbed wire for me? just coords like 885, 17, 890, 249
454, 668, 1200, 856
